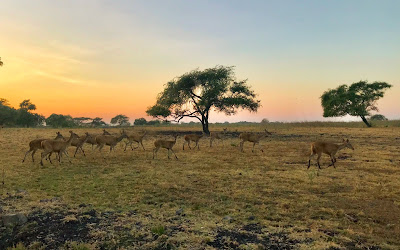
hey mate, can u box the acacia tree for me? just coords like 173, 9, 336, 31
111, 114, 130, 126
91, 117, 106, 127
146, 66, 260, 134
321, 81, 392, 127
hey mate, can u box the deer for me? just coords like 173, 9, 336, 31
239, 129, 272, 152
183, 132, 204, 150
85, 129, 111, 150
40, 131, 80, 166
308, 139, 354, 169
95, 130, 128, 154
22, 132, 65, 163
153, 134, 179, 159
71, 132, 93, 157
210, 128, 227, 147
124, 131, 147, 151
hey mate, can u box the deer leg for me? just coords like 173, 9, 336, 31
22, 149, 33, 163
74, 147, 79, 157
81, 147, 86, 156
63, 151, 72, 163
330, 155, 336, 168
317, 153, 322, 169
210, 138, 213, 147
40, 152, 47, 166
140, 141, 145, 151
188, 141, 192, 150
167, 149, 171, 159
240, 141, 244, 152
153, 147, 159, 159
308, 153, 315, 169
124, 142, 129, 152
252, 142, 256, 152
182, 142, 185, 150
170, 148, 178, 160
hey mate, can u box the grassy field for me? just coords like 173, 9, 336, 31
1, 124, 400, 249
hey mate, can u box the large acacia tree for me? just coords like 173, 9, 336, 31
146, 66, 260, 134
321, 81, 392, 127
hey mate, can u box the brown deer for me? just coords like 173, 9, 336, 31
22, 132, 65, 163
210, 128, 227, 147
71, 132, 93, 157
95, 130, 128, 154
239, 129, 272, 152
40, 131, 79, 166
153, 134, 179, 159
183, 133, 204, 150
85, 129, 111, 150
124, 131, 147, 151
308, 139, 354, 169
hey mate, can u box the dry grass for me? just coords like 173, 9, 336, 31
1, 125, 400, 249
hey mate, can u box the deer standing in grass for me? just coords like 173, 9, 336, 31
71, 132, 93, 157
95, 130, 128, 154
40, 131, 79, 166
210, 128, 227, 147
308, 139, 354, 169
22, 132, 65, 163
183, 133, 204, 150
153, 134, 179, 159
85, 129, 111, 150
239, 129, 272, 152
124, 131, 147, 151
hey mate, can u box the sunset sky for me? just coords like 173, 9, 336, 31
1, 0, 399, 123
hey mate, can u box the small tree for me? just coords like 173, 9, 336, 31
111, 114, 130, 126
260, 118, 269, 124
16, 99, 43, 127
134, 118, 147, 125
91, 117, 107, 127
146, 66, 260, 134
73, 117, 92, 126
0, 57, 3, 67
0, 99, 17, 126
147, 120, 161, 126
46, 114, 75, 127
321, 81, 392, 127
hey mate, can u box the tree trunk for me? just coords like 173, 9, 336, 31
201, 118, 210, 134
360, 115, 372, 127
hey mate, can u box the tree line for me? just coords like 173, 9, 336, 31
0, 98, 164, 128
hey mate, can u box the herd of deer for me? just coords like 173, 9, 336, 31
21, 128, 354, 169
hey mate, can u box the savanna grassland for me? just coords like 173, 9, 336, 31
1, 123, 400, 249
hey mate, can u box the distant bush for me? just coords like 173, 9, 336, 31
260, 118, 269, 124
370, 114, 388, 121
134, 118, 147, 125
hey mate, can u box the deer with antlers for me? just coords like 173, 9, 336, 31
40, 131, 79, 166
308, 139, 354, 169
22, 132, 65, 163
124, 131, 147, 151
239, 129, 272, 152
153, 134, 179, 159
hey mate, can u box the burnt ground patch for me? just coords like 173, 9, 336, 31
207, 223, 310, 249
0, 208, 100, 249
